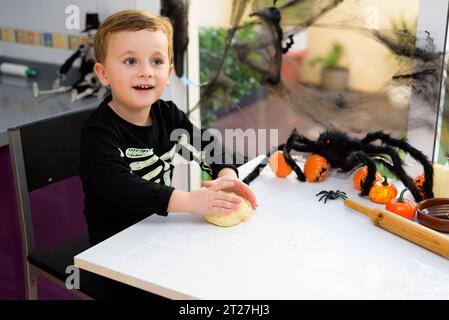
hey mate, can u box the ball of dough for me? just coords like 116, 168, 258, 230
204, 192, 252, 227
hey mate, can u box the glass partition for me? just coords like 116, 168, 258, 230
435, 15, 449, 165
193, 0, 449, 177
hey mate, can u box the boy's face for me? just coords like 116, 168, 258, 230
94, 29, 173, 111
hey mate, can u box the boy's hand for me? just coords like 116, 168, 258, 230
202, 176, 258, 210
188, 181, 242, 215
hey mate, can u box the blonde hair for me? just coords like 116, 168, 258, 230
94, 10, 173, 64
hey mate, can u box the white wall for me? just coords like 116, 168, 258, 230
194, 0, 232, 27
0, 0, 160, 64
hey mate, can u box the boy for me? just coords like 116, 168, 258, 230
80, 10, 257, 245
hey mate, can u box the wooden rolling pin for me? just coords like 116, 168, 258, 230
344, 198, 449, 259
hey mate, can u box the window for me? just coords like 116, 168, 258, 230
192, 0, 449, 178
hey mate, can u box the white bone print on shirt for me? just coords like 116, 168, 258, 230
129, 155, 158, 171
123, 144, 177, 186
122, 133, 213, 186
176, 134, 213, 177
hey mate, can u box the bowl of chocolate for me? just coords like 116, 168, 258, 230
416, 198, 449, 233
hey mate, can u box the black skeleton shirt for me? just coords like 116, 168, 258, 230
80, 94, 238, 244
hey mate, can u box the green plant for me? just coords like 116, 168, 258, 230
387, 17, 417, 74
199, 26, 261, 126
391, 17, 417, 49
309, 41, 345, 69
202, 170, 212, 182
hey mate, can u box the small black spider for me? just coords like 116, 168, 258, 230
316, 190, 347, 204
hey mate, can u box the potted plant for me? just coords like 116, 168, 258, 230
199, 26, 261, 127
310, 41, 349, 91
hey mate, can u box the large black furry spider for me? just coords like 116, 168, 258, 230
243, 129, 434, 202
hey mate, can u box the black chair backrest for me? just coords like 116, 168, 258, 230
11, 108, 94, 192
8, 107, 94, 256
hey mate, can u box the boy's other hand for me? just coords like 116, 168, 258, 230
202, 176, 258, 210
188, 182, 242, 215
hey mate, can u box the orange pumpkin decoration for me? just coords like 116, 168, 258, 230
369, 176, 398, 204
413, 173, 426, 198
385, 188, 416, 220
353, 166, 383, 191
304, 154, 329, 182
268, 151, 293, 177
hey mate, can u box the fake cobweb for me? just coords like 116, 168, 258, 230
192, 0, 446, 151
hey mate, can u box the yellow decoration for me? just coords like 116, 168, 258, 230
53, 34, 68, 49
2, 28, 13, 42
15, 30, 25, 44
68, 35, 80, 50
26, 31, 36, 45
433, 163, 449, 197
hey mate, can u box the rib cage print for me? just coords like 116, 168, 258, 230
119, 133, 213, 186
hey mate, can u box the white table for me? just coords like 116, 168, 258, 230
74, 155, 449, 299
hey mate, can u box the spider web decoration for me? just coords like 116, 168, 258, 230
189, 0, 446, 139
278, 17, 445, 133
188, 0, 351, 130
224, 0, 346, 92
